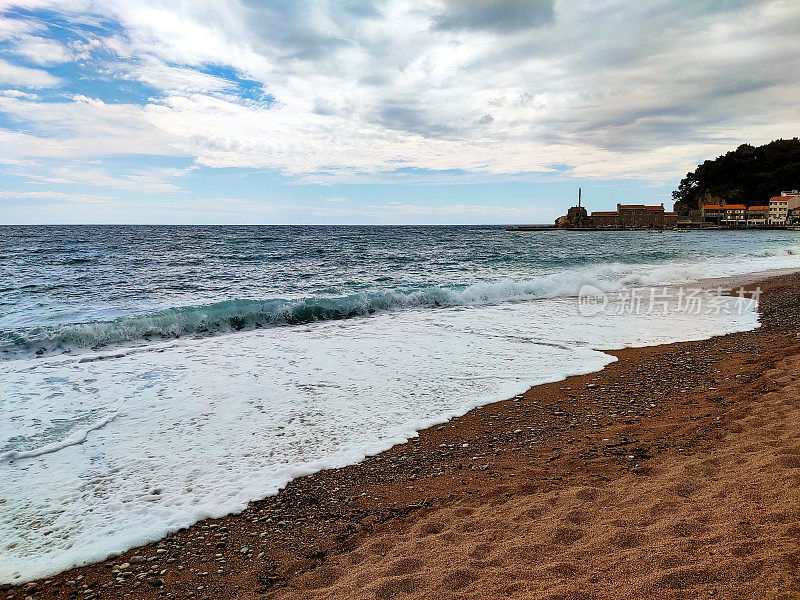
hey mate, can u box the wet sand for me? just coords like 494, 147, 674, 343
6, 273, 800, 600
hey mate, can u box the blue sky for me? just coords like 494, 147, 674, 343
0, 0, 798, 224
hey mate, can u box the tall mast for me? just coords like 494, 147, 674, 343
578, 187, 581, 208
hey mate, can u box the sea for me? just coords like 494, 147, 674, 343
2, 225, 799, 582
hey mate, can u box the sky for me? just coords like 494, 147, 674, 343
0, 0, 798, 225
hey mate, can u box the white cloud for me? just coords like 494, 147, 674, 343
0, 128, 80, 161
0, 88, 39, 99
0, 189, 115, 204
0, 14, 71, 64
0, 189, 69, 198
0, 95, 176, 157
0, 14, 44, 38
0, 0, 798, 183
13, 36, 71, 64
124, 60, 240, 95
0, 57, 60, 87
33, 166, 185, 192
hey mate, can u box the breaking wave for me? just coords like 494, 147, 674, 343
1, 276, 586, 357
3, 249, 799, 358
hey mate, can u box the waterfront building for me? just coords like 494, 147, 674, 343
617, 204, 666, 228
769, 191, 800, 225
701, 204, 723, 225
721, 204, 747, 227
590, 211, 619, 228
589, 204, 673, 228
746, 206, 769, 227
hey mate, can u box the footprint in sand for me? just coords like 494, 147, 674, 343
386, 557, 423, 577
374, 575, 418, 599
441, 568, 479, 590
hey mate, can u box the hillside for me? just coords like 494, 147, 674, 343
672, 138, 800, 214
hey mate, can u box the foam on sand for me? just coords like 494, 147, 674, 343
0, 288, 759, 583
0, 413, 118, 462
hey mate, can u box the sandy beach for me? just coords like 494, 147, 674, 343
6, 271, 800, 600
5, 1, 800, 597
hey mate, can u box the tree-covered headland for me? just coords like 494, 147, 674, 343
672, 138, 800, 214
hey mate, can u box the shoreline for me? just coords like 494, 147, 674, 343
507, 226, 800, 231
6, 271, 800, 599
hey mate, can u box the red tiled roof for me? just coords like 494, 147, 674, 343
664, 212, 677, 215
591, 211, 618, 216
723, 204, 746, 209
703, 204, 722, 210
770, 196, 788, 202
747, 206, 769, 211
617, 204, 664, 210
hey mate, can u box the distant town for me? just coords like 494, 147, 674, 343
511, 189, 800, 231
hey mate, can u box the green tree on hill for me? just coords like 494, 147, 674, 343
672, 138, 800, 214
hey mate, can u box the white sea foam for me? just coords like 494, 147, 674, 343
0, 288, 760, 583
0, 413, 118, 462
4, 245, 798, 358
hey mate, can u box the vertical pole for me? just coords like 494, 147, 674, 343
578, 187, 581, 208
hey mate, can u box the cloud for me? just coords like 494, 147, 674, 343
0, 189, 70, 198
124, 60, 241, 95
26, 166, 186, 192
431, 0, 556, 33
0, 57, 60, 87
0, 189, 115, 205
0, 14, 45, 38
0, 13, 71, 64
0, 0, 797, 186
0, 94, 175, 158
12, 36, 71, 64
0, 88, 38, 99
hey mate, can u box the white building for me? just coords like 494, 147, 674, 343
720, 204, 747, 227
768, 190, 800, 225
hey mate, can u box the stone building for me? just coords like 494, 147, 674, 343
554, 205, 589, 228
616, 204, 667, 228
589, 211, 618, 228
589, 204, 675, 228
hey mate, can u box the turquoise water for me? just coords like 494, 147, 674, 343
2, 226, 799, 357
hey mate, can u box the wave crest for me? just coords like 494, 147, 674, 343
5, 245, 799, 359
4, 275, 602, 357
